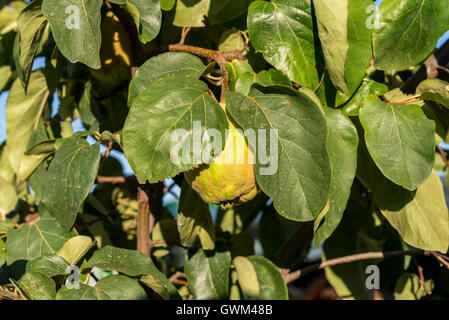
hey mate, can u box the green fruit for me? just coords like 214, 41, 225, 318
185, 104, 259, 205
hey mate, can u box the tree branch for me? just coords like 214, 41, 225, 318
136, 184, 151, 256
138, 44, 246, 103
136, 182, 164, 256
96, 175, 138, 184
284, 249, 449, 284
0, 287, 23, 300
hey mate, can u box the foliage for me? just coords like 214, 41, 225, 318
0, 0, 449, 301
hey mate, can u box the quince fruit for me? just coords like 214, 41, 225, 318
184, 104, 258, 205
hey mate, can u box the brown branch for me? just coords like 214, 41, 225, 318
179, 27, 191, 45
96, 175, 138, 184
413, 258, 431, 296
102, 141, 114, 158
136, 184, 151, 256
283, 249, 447, 284
168, 271, 186, 283
138, 44, 245, 103
136, 182, 164, 256
0, 287, 23, 300
437, 145, 449, 167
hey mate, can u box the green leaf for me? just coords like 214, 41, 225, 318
78, 82, 97, 127
84, 245, 181, 299
314, 0, 372, 95
178, 180, 215, 250
128, 52, 205, 106
219, 28, 246, 52
173, 0, 254, 27
234, 255, 288, 300
0, 239, 6, 267
259, 206, 286, 259
18, 272, 56, 300
356, 125, 449, 253
6, 72, 50, 180
25, 139, 56, 156
0, 1, 27, 34
16, 0, 48, 91
417, 79, 449, 108
151, 219, 180, 258
26, 255, 71, 277
394, 272, 434, 300
247, 0, 319, 89
0, 65, 12, 91
323, 201, 384, 300
226, 60, 257, 96
256, 69, 292, 87
41, 137, 101, 229
160, 0, 175, 11
378, 170, 449, 253
342, 79, 388, 116
313, 0, 349, 94
123, 77, 228, 183
56, 236, 94, 265
0, 178, 18, 217
42, 0, 102, 68
6, 211, 76, 265
374, 0, 449, 71
344, 0, 374, 95
56, 275, 148, 300
314, 108, 358, 245
184, 248, 231, 300
359, 95, 435, 190
225, 89, 330, 221
128, 0, 161, 43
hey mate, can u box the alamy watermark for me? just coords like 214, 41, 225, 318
65, 5, 80, 30
365, 265, 380, 290
169, 121, 279, 176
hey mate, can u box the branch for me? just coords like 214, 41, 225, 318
138, 44, 246, 103
136, 184, 151, 256
284, 249, 449, 284
136, 182, 164, 256
96, 175, 138, 184
0, 287, 23, 300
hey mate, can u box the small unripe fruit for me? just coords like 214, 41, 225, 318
185, 104, 258, 205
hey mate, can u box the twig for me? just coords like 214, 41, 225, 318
96, 175, 138, 184
437, 145, 449, 167
429, 251, 449, 269
179, 27, 191, 45
383, 98, 422, 104
437, 65, 449, 75
283, 249, 445, 284
102, 141, 113, 158
413, 257, 430, 296
168, 271, 186, 283
0, 287, 23, 300
139, 44, 245, 103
